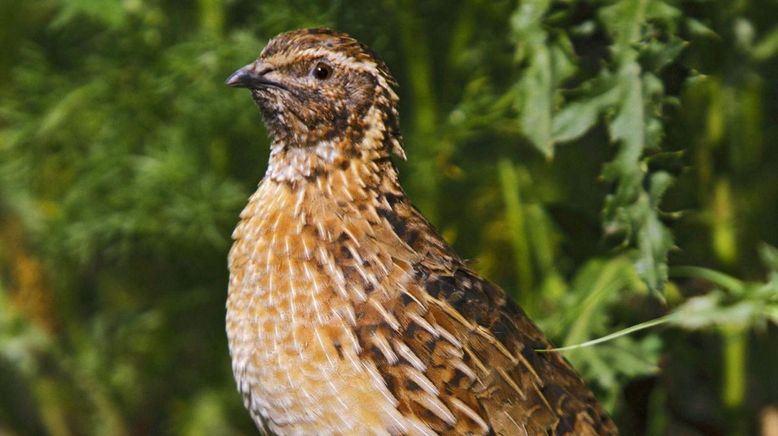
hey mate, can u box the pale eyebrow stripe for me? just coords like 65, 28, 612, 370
269, 47, 378, 74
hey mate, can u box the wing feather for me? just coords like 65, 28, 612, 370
355, 195, 619, 435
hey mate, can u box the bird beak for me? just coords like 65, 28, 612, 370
225, 63, 284, 90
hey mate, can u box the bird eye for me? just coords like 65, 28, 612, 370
312, 62, 332, 80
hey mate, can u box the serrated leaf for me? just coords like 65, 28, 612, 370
668, 264, 778, 331
609, 63, 645, 154
686, 18, 719, 39
552, 88, 619, 143
645, 0, 681, 22
518, 47, 554, 157
649, 171, 673, 205
634, 210, 672, 294
670, 292, 765, 330
599, 0, 646, 59
643, 36, 688, 73
550, 44, 577, 84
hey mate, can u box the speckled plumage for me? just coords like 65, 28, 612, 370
226, 28, 618, 435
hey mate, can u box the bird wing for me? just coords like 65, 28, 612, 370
357, 197, 619, 435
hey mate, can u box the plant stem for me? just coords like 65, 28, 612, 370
722, 327, 747, 434
498, 160, 534, 305
669, 266, 745, 294
722, 328, 748, 409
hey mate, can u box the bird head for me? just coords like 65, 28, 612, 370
227, 28, 404, 160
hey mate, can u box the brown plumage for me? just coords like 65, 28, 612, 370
225, 28, 618, 435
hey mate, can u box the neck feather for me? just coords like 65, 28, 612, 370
264, 104, 404, 191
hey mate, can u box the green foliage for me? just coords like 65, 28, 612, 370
669, 247, 778, 331
1, 0, 777, 435
512, 0, 683, 294
542, 256, 662, 410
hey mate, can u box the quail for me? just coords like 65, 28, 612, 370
225, 28, 618, 435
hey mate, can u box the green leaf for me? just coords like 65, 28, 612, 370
758, 243, 778, 272
751, 26, 778, 61
552, 83, 619, 143
642, 36, 688, 73
609, 63, 645, 155
518, 47, 554, 157
594, 1, 680, 295
634, 210, 673, 295
668, 263, 778, 331
645, 0, 681, 22
669, 291, 757, 330
599, 0, 646, 60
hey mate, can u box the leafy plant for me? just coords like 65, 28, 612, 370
1, 0, 777, 434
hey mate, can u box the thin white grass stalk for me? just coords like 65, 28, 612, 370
538, 315, 673, 353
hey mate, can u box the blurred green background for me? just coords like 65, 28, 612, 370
1, 0, 777, 434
